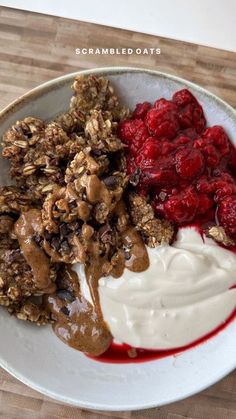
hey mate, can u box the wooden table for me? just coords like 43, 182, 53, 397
0, 6, 235, 419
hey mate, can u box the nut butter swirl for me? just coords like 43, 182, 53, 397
15, 209, 56, 293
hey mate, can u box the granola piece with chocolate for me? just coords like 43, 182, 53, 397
0, 216, 58, 297
207, 225, 235, 247
42, 184, 93, 263
127, 192, 174, 247
2, 119, 86, 200
0, 244, 56, 324
0, 196, 57, 323
0, 246, 41, 305
74, 172, 127, 224
65, 148, 107, 183
42, 145, 128, 261
65, 148, 128, 223
2, 117, 45, 178
70, 75, 129, 121
41, 175, 127, 264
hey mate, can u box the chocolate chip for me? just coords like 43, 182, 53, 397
14, 126, 22, 133
51, 236, 61, 251
103, 175, 119, 189
69, 221, 80, 232
57, 289, 75, 302
60, 306, 70, 316
129, 168, 141, 187
44, 231, 52, 241
60, 240, 70, 254
33, 233, 42, 245
51, 158, 59, 167
124, 249, 131, 260
69, 201, 77, 209
92, 149, 103, 156
5, 248, 21, 263
99, 224, 112, 243
59, 222, 69, 236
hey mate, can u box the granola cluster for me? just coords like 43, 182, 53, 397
0, 187, 56, 325
0, 74, 175, 326
128, 192, 174, 247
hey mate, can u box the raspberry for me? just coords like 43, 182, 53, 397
154, 98, 178, 112
217, 195, 236, 236
160, 139, 177, 156
127, 156, 137, 175
194, 140, 220, 168
132, 102, 151, 119
228, 146, 236, 175
118, 91, 236, 236
203, 126, 230, 155
196, 194, 214, 215
174, 135, 192, 146
138, 137, 161, 160
141, 157, 178, 187
194, 126, 231, 166
212, 170, 235, 184
136, 157, 156, 171
172, 89, 206, 134
180, 128, 199, 139
196, 175, 213, 194
172, 89, 195, 107
213, 181, 236, 203
203, 145, 220, 168
160, 187, 199, 224
175, 147, 204, 180
145, 167, 178, 186
118, 119, 149, 155
145, 108, 179, 139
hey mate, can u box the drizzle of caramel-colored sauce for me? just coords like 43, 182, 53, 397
122, 227, 149, 272
15, 202, 149, 356
14, 209, 55, 293
46, 268, 112, 356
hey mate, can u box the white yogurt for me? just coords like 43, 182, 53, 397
73, 228, 236, 350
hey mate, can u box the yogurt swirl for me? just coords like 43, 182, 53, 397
97, 228, 236, 349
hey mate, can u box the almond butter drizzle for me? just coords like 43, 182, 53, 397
15, 203, 149, 356
14, 209, 56, 293
46, 267, 112, 356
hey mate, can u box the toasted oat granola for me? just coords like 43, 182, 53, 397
0, 213, 56, 324
0, 184, 58, 324
0, 185, 32, 213
127, 192, 174, 247
70, 75, 129, 121
0, 74, 182, 329
41, 145, 128, 263
207, 225, 235, 247
2, 120, 85, 200
85, 110, 124, 153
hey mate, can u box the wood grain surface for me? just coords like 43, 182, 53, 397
0, 6, 235, 419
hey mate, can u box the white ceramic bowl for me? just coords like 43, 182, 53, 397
0, 67, 235, 411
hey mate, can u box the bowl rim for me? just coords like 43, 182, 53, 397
0, 66, 236, 123
0, 66, 235, 411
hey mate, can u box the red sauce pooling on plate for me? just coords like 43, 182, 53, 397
88, 308, 236, 363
